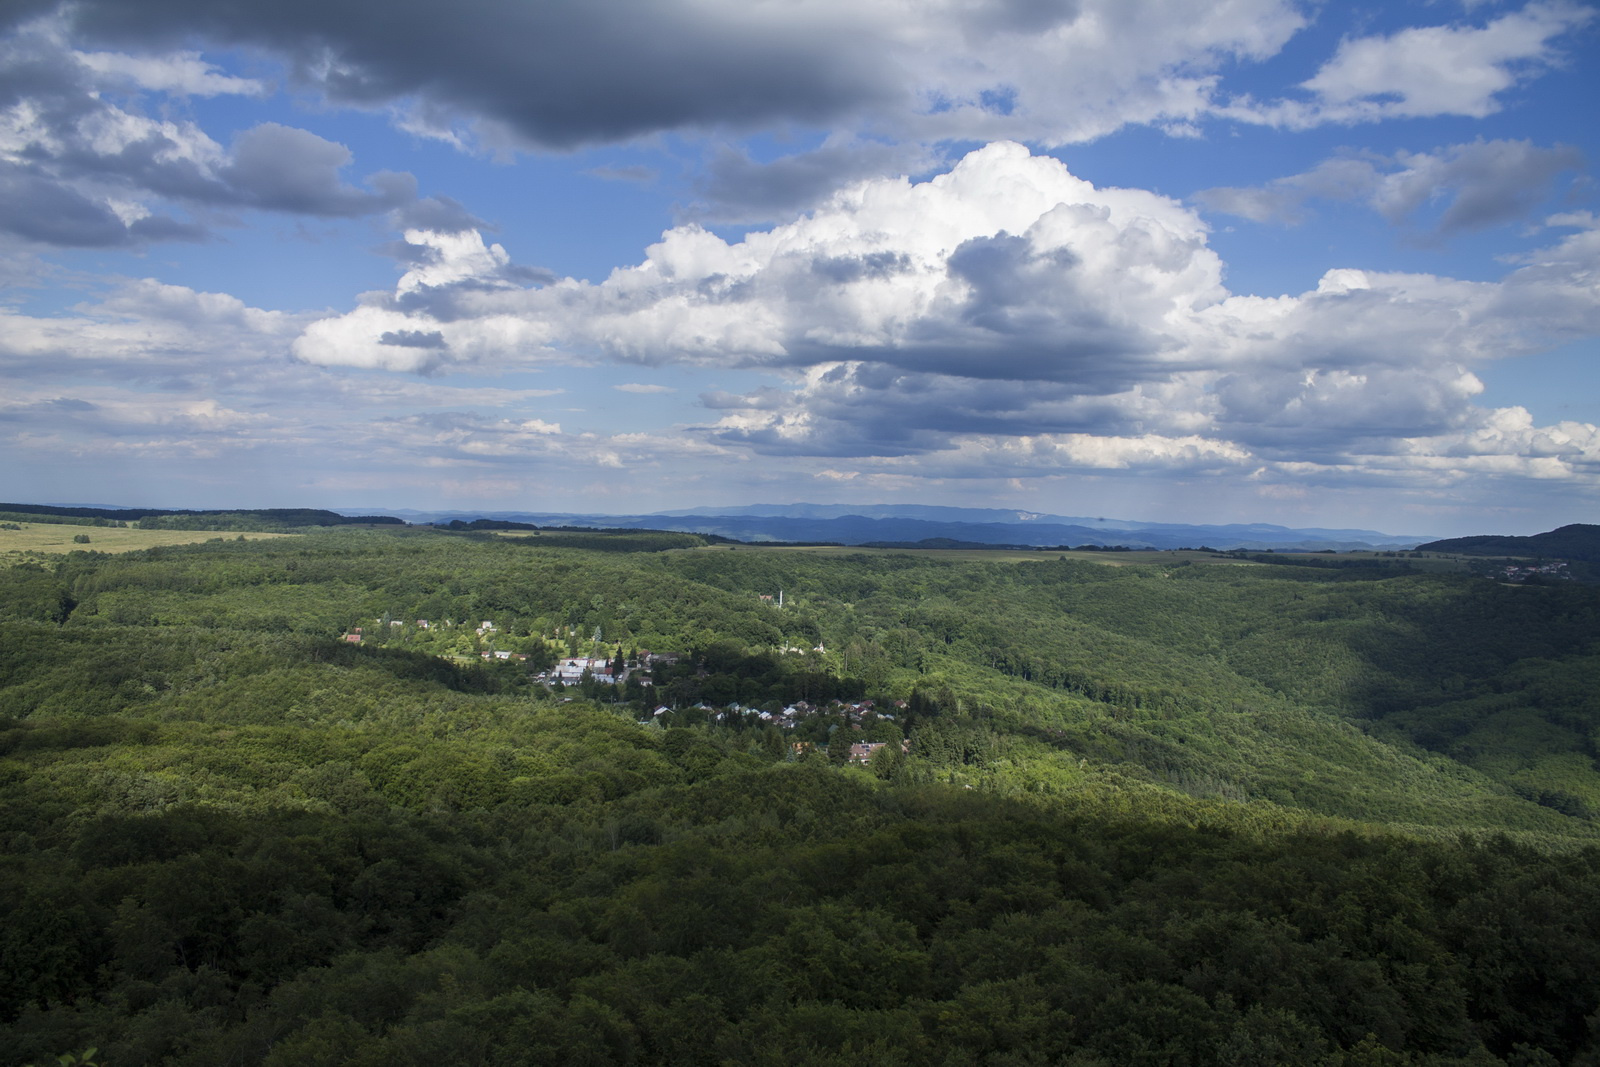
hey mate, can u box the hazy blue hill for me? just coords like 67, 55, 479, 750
388, 503, 1424, 550
1419, 523, 1600, 562
655, 502, 1425, 543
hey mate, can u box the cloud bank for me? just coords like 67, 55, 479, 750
0, 1, 1595, 531
4, 0, 1310, 151
285, 143, 1600, 498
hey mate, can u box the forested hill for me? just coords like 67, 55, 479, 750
1419, 523, 1600, 561
0, 503, 402, 530
3, 528, 1600, 1064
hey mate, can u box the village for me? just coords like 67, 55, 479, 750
340, 610, 912, 766
1498, 560, 1572, 582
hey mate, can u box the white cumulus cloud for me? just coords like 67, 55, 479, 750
1230, 1, 1595, 128
289, 142, 1600, 491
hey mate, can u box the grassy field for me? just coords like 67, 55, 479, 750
0, 521, 293, 561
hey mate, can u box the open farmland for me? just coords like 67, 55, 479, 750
0, 521, 294, 562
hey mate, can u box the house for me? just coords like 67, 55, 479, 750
552, 657, 616, 684
848, 740, 910, 763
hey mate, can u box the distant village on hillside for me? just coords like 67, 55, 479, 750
339, 607, 911, 765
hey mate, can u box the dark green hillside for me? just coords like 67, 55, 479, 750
1419, 522, 1600, 561
658, 548, 1600, 834
0, 503, 402, 531
3, 528, 1600, 1064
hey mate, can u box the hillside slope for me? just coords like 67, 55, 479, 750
3, 529, 1599, 1064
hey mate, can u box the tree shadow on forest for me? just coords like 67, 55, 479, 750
324, 640, 502, 694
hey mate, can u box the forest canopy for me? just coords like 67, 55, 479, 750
3, 527, 1599, 1065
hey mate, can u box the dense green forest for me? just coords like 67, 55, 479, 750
3, 527, 1600, 1065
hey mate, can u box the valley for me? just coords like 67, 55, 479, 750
3, 521, 1599, 1065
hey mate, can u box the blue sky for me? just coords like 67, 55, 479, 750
0, 0, 1596, 536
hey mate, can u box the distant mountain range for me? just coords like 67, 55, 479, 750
37, 499, 1595, 554
383, 503, 1433, 552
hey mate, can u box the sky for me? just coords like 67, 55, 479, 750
0, 0, 1597, 537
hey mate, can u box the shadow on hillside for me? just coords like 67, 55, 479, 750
325, 640, 502, 694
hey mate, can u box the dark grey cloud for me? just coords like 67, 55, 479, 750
947, 232, 1077, 333
779, 330, 1164, 391
393, 195, 486, 233
379, 329, 448, 349
768, 231, 1164, 390
693, 141, 930, 222
698, 363, 1183, 460
1209, 364, 1477, 452
810, 252, 913, 284
0, 397, 92, 427
1193, 157, 1378, 224
375, 238, 441, 266
219, 123, 416, 216
503, 263, 559, 286
39, 0, 896, 149
1197, 140, 1584, 236
957, 0, 1081, 37
1380, 140, 1584, 234
0, 27, 81, 105
126, 214, 213, 243
0, 165, 207, 246
0, 28, 425, 246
